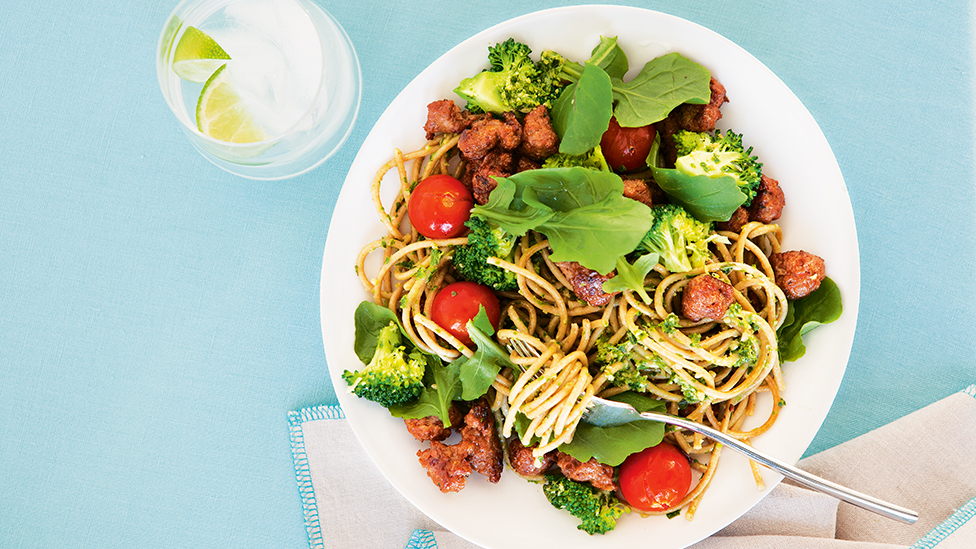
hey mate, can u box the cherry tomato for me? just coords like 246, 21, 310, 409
430, 281, 500, 347
600, 117, 656, 173
407, 174, 474, 239
618, 442, 692, 512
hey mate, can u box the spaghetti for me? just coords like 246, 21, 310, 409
355, 134, 793, 520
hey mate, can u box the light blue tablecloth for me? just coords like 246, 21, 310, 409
0, 1, 972, 547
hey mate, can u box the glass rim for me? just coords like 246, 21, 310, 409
155, 0, 361, 150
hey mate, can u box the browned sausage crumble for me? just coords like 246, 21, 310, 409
682, 274, 735, 321
770, 250, 826, 300
415, 399, 503, 492
555, 261, 617, 307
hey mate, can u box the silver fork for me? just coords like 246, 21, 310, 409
505, 338, 918, 524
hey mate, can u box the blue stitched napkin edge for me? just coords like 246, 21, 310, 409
288, 405, 345, 549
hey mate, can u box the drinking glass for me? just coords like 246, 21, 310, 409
157, 0, 361, 179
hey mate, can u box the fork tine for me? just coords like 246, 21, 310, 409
506, 337, 540, 357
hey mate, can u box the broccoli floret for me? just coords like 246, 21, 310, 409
452, 216, 519, 291
636, 204, 717, 273
672, 129, 763, 206
543, 474, 625, 535
454, 39, 567, 115
341, 321, 425, 408
541, 146, 610, 171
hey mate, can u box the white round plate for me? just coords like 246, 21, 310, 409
321, 6, 859, 548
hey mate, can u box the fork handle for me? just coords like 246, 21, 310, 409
641, 411, 919, 524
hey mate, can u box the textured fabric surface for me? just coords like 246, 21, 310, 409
0, 0, 972, 547
291, 387, 975, 548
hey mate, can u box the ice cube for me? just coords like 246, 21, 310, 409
209, 0, 324, 137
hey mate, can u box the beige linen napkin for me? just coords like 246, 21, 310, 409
289, 385, 976, 548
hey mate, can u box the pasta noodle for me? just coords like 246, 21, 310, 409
356, 133, 792, 520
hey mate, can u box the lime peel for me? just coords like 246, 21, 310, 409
173, 26, 231, 83
196, 64, 268, 144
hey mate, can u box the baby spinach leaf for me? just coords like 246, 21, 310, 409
552, 62, 613, 155
558, 392, 667, 466
649, 166, 746, 222
602, 254, 659, 304
353, 300, 401, 363
389, 355, 463, 427
777, 277, 843, 362
611, 52, 711, 128
514, 166, 620, 211
543, 198, 653, 274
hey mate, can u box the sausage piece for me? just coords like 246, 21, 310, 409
417, 440, 475, 493
508, 437, 556, 477
716, 206, 749, 233
622, 179, 656, 208
748, 174, 785, 224
555, 451, 617, 491
404, 404, 464, 441
459, 399, 503, 484
463, 149, 515, 205
519, 105, 559, 161
682, 274, 735, 322
423, 99, 481, 139
770, 250, 826, 300
672, 77, 729, 133
458, 112, 522, 160
415, 399, 504, 492
555, 261, 617, 307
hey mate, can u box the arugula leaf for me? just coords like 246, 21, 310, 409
558, 36, 629, 85
602, 254, 659, 304
352, 300, 402, 363
460, 307, 517, 400
777, 277, 843, 362
611, 52, 712, 128
389, 355, 463, 427
474, 178, 555, 236
558, 392, 667, 466
584, 36, 629, 79
552, 62, 613, 155
511, 411, 539, 446
468, 305, 495, 335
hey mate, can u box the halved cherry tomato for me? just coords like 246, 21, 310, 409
407, 174, 474, 239
600, 116, 656, 173
430, 281, 500, 347
618, 442, 692, 512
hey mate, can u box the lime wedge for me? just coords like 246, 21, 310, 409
173, 26, 231, 83
196, 64, 268, 143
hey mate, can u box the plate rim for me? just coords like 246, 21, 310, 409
320, 5, 860, 548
